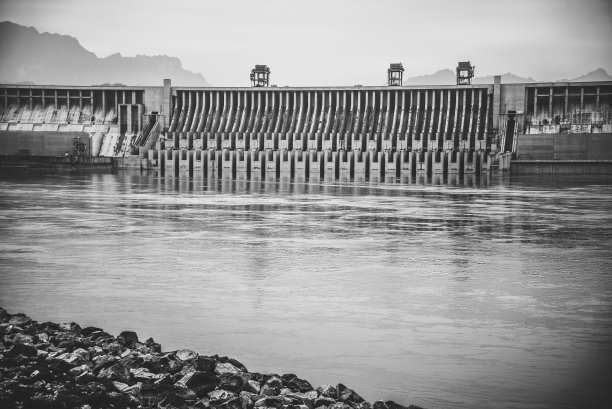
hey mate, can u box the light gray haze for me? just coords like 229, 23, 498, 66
1, 0, 611, 85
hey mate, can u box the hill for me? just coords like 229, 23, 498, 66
0, 21, 210, 86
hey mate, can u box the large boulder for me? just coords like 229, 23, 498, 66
337, 384, 365, 406
97, 362, 132, 384
117, 331, 139, 347
176, 371, 220, 397
283, 374, 313, 392
317, 384, 337, 398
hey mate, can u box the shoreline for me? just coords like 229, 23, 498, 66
0, 308, 424, 409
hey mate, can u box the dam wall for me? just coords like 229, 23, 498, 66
2, 79, 612, 175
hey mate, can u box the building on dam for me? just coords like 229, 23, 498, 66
1, 64, 611, 176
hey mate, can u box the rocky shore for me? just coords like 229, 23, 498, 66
0, 308, 424, 409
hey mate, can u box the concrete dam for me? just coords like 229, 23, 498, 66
1, 72, 612, 176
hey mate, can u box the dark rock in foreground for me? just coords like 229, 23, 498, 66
0, 307, 425, 409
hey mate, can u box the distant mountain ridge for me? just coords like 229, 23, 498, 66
405, 67, 611, 85
0, 21, 610, 87
0, 21, 210, 86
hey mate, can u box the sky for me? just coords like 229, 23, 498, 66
1, 0, 611, 86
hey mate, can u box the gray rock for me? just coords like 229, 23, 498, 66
260, 384, 281, 396
8, 313, 32, 327
208, 389, 236, 402
176, 370, 220, 397
97, 362, 132, 384
215, 361, 242, 375
254, 396, 285, 408
337, 384, 365, 405
117, 331, 139, 347
12, 333, 34, 345
175, 348, 197, 361
317, 384, 337, 398
194, 355, 216, 372
5, 343, 37, 357
315, 396, 337, 408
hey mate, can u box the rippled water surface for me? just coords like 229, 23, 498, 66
1, 170, 612, 409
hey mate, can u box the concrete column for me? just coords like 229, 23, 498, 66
253, 90, 262, 133
444, 90, 451, 138
270, 91, 279, 133
352, 91, 361, 134
236, 92, 246, 132
533, 87, 538, 119
382, 90, 391, 137
242, 92, 252, 132
41, 90, 45, 109
492, 76, 501, 130
4, 89, 7, 109
273, 92, 283, 133
548, 87, 553, 119
90, 90, 94, 113
323, 92, 334, 134
191, 92, 199, 132
226, 91, 235, 133
596, 86, 600, 109
564, 88, 568, 115
204, 92, 214, 132
29, 89, 33, 110
162, 79, 171, 129
287, 91, 297, 133
66, 90, 70, 109
307, 91, 317, 134
138, 104, 143, 132
435, 90, 443, 140
122, 91, 126, 104
413, 90, 421, 142
459, 90, 467, 141
451, 90, 459, 139
248, 91, 256, 133
428, 89, 436, 137
330, 91, 340, 134
580, 87, 584, 111
314, 91, 324, 133
127, 104, 133, 134
54, 90, 58, 108
183, 91, 192, 132
79, 90, 83, 110
259, 92, 268, 133
102, 91, 106, 116
397, 91, 406, 138
467, 89, 476, 141
196, 92, 205, 132
406, 91, 414, 141
294, 92, 304, 133
475, 90, 483, 143
483, 93, 491, 143
390, 91, 399, 136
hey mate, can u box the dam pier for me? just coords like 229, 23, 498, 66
1, 66, 611, 176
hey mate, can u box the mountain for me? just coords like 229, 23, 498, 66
404, 69, 535, 85
473, 72, 535, 84
566, 68, 612, 82
0, 21, 210, 86
404, 69, 455, 85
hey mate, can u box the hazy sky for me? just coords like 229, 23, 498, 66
1, 0, 611, 86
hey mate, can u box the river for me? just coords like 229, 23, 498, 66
1, 170, 611, 409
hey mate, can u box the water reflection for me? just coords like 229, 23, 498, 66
0, 169, 611, 409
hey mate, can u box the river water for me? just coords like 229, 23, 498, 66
1, 170, 611, 409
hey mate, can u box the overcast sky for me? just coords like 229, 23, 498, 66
1, 0, 611, 86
